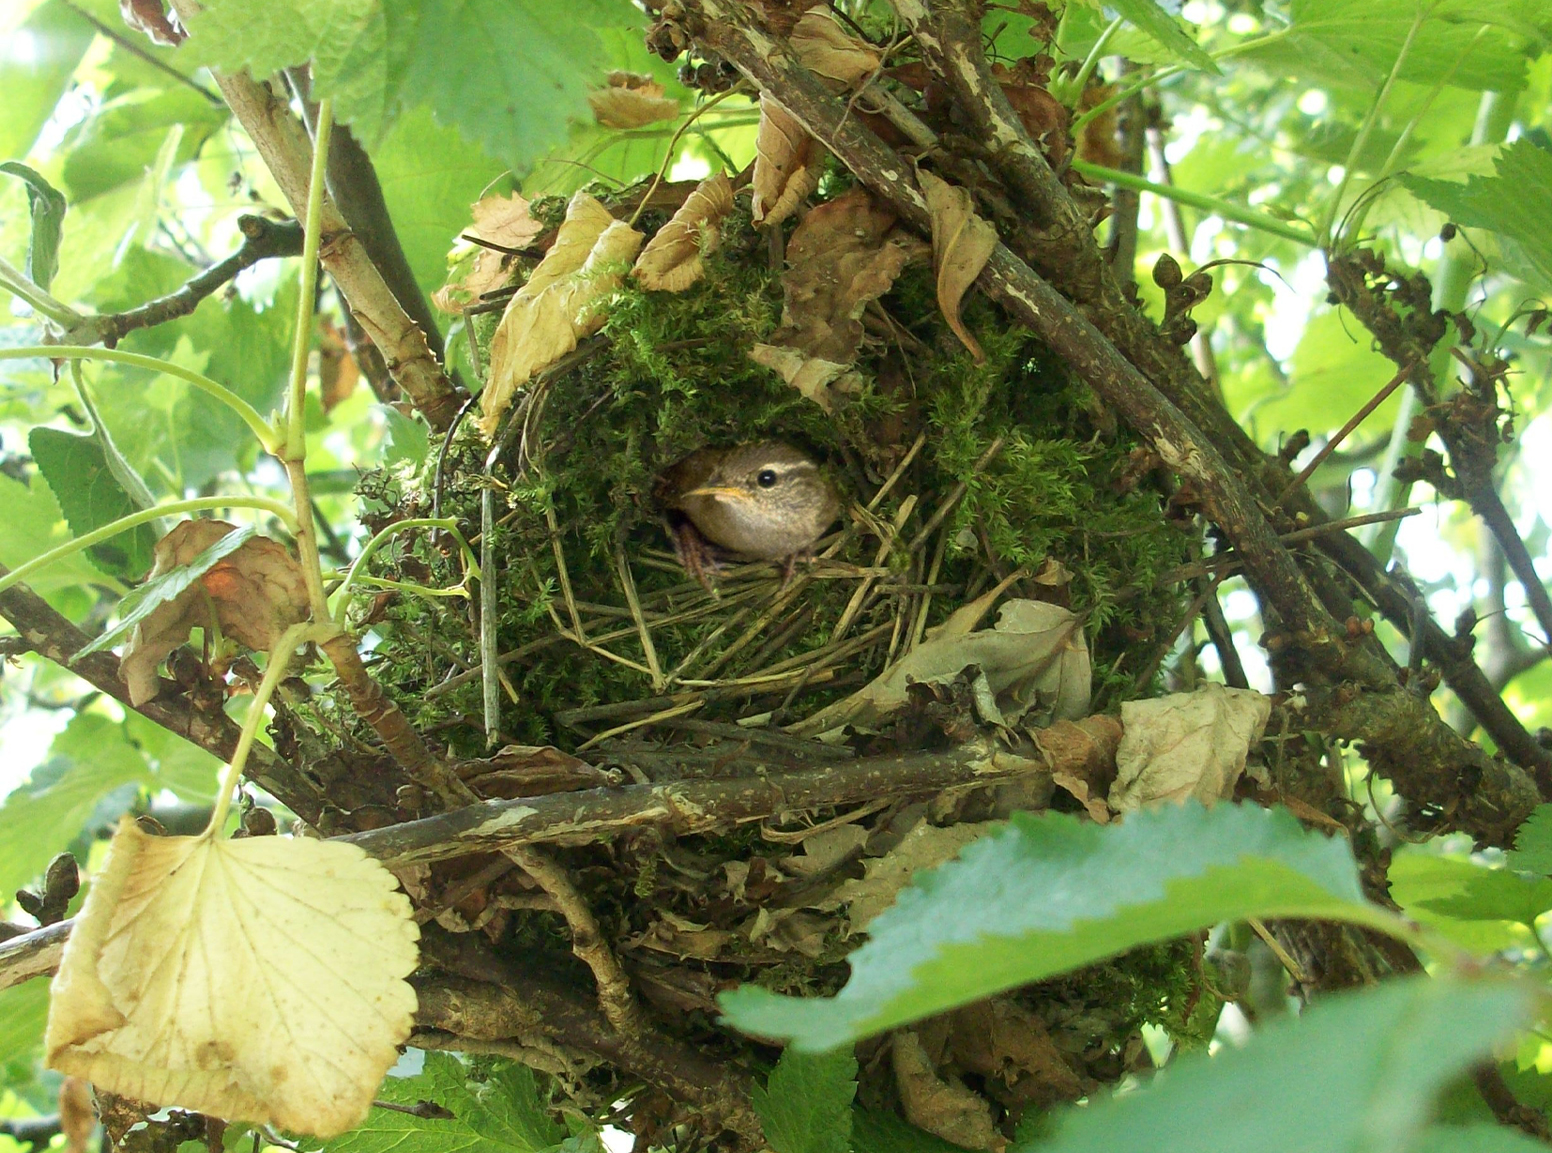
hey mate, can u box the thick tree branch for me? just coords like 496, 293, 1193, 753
157, 12, 464, 429
69, 216, 303, 347
0, 565, 324, 818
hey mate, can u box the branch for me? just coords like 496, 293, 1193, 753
69, 216, 303, 347
342, 729, 1097, 867
0, 565, 325, 819
0, 918, 69, 993
156, 18, 464, 430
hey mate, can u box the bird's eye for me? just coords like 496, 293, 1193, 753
756, 468, 779, 488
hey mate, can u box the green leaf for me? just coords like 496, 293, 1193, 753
851, 1108, 965, 1153
58, 87, 229, 203
29, 427, 157, 579
74, 523, 256, 660
1401, 141, 1552, 295
380, 404, 430, 470
0, 471, 117, 604
1509, 804, 1552, 875
0, 712, 151, 902
324, 1052, 567, 1153
1091, 0, 1218, 74
0, 162, 65, 291
0, 980, 50, 1066
123, 710, 221, 803
0, 0, 96, 161
752, 1048, 857, 1153
1023, 974, 1535, 1153
720, 802, 1398, 1051
1388, 850, 1552, 954
1410, 1124, 1552, 1153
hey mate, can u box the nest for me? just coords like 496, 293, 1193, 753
349, 175, 1205, 1146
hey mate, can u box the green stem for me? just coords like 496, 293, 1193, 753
0, 345, 280, 453
0, 495, 298, 596
205, 621, 333, 834
0, 254, 84, 328
283, 97, 335, 624
69, 360, 158, 514
330, 516, 478, 623
1053, 16, 1121, 105
1070, 160, 1316, 245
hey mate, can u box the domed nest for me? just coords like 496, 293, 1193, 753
346, 171, 1207, 1144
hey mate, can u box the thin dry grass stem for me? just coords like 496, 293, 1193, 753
908, 527, 950, 652
577, 699, 706, 751
615, 545, 665, 692
544, 599, 657, 678
885, 551, 919, 665
867, 433, 926, 511
832, 494, 918, 646
760, 798, 890, 842
1247, 917, 1312, 985
907, 434, 1006, 555
545, 503, 588, 643
664, 612, 748, 686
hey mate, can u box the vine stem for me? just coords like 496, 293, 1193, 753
330, 516, 477, 623
282, 97, 335, 624
0, 495, 298, 597
0, 255, 83, 328
205, 622, 333, 834
1070, 161, 1315, 245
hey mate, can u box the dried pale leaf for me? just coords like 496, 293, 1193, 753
432, 192, 544, 312
119, 521, 308, 705
47, 818, 418, 1137
918, 168, 999, 361
893, 1029, 998, 1150
782, 824, 871, 877
747, 907, 831, 958
751, 95, 821, 227
790, 7, 881, 89
455, 744, 613, 799
949, 1002, 1085, 1106
1052, 768, 1110, 823
828, 820, 997, 930
795, 599, 1091, 734
1108, 682, 1273, 813
481, 194, 643, 435
59, 1077, 94, 1153
747, 344, 861, 412
588, 72, 680, 128
633, 172, 734, 292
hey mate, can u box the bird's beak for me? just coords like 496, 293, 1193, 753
682, 485, 751, 501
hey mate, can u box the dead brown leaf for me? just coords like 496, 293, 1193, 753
59, 1077, 94, 1153
120, 521, 309, 706
432, 192, 544, 314
751, 94, 822, 228
1108, 682, 1273, 812
454, 744, 614, 799
917, 168, 999, 362
633, 172, 734, 292
750, 188, 926, 410
588, 71, 680, 129
480, 192, 643, 436
893, 1029, 998, 1150
826, 820, 997, 931
790, 7, 882, 89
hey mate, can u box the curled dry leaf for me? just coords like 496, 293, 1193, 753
46, 818, 419, 1137
432, 192, 544, 314
789, 7, 881, 90
826, 819, 997, 932
751, 94, 821, 228
750, 188, 926, 411
588, 71, 680, 129
795, 597, 1091, 735
480, 192, 643, 436
633, 172, 734, 292
119, 520, 309, 706
1108, 682, 1273, 813
917, 169, 999, 362
893, 1029, 999, 1150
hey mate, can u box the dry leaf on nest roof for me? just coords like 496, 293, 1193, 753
433, 192, 543, 313
588, 71, 681, 129
1108, 682, 1272, 812
917, 168, 999, 363
751, 94, 822, 228
789, 7, 882, 90
633, 171, 735, 292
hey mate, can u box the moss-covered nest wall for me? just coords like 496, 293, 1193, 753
358, 182, 1191, 758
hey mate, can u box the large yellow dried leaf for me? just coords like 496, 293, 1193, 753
46, 818, 419, 1137
432, 192, 544, 314
480, 192, 643, 435
918, 169, 999, 362
588, 71, 680, 129
790, 7, 881, 90
751, 95, 821, 228
633, 172, 734, 292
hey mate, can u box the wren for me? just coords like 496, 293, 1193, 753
657, 442, 841, 587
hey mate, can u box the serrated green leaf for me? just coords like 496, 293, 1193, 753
324, 1052, 566, 1153
0, 712, 151, 902
58, 87, 228, 203
0, 471, 117, 602
1388, 851, 1534, 953
184, 0, 378, 104
28, 427, 157, 579
851, 1107, 965, 1153
1092, 0, 1217, 74
1401, 141, 1552, 295
752, 1048, 857, 1153
0, 162, 65, 291
74, 523, 256, 660
720, 803, 1398, 1050
1509, 804, 1552, 875
0, 980, 50, 1065
123, 710, 221, 803
1024, 974, 1535, 1153
1389, 849, 1552, 930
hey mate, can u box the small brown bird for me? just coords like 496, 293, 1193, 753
657, 442, 841, 587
